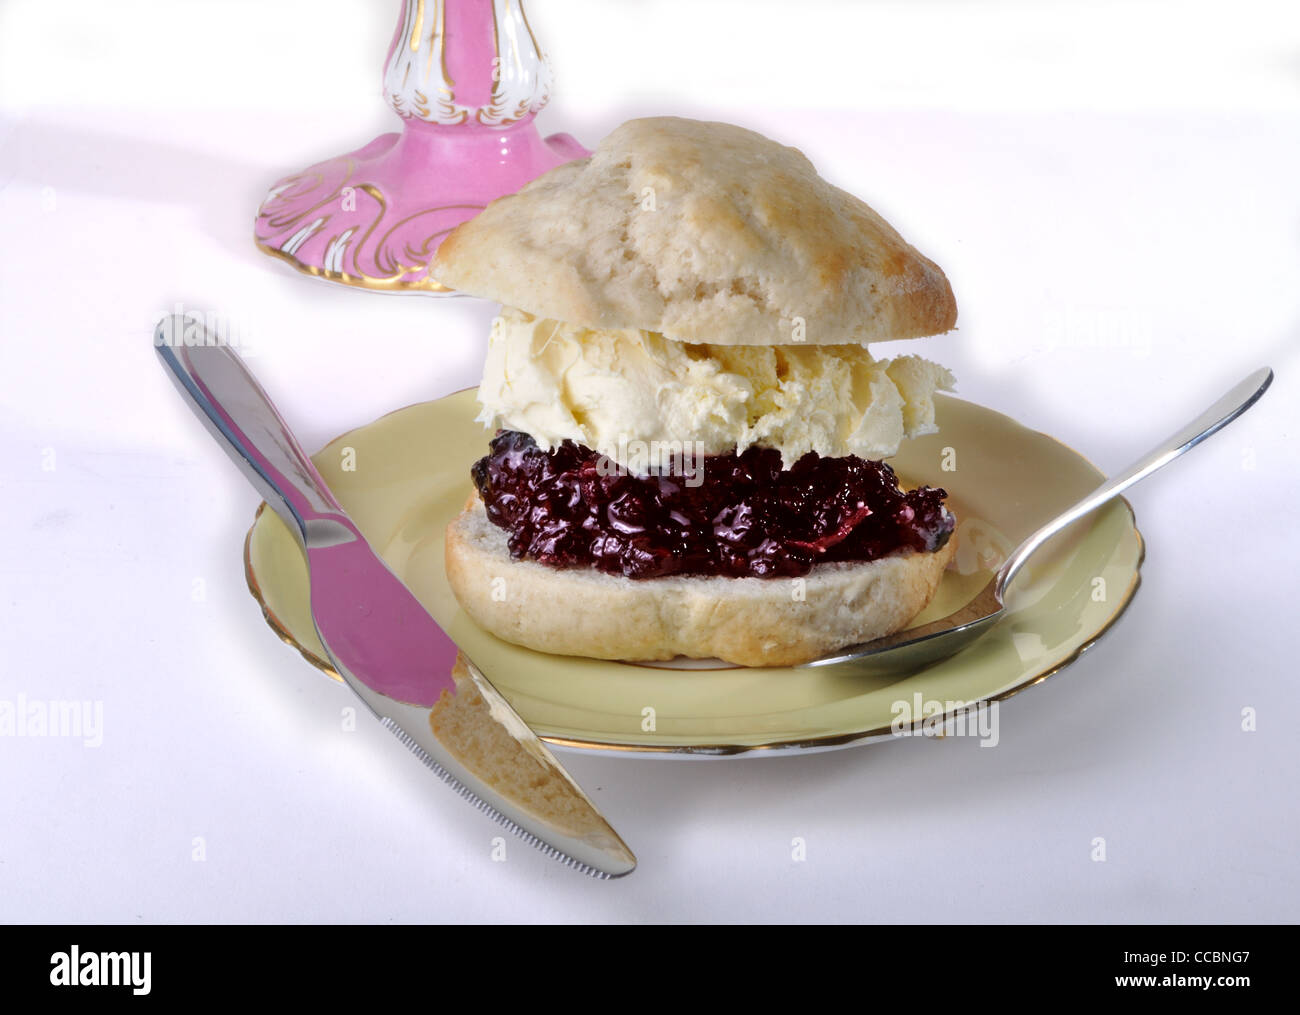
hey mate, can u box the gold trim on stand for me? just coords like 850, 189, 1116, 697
254, 238, 457, 293
254, 170, 485, 292
409, 0, 425, 52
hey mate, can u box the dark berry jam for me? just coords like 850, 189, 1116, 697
471, 431, 955, 580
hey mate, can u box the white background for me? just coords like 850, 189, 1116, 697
1, 0, 1297, 922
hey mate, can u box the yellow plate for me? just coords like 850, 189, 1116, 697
244, 390, 1143, 756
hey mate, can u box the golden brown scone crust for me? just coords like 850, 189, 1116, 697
444, 496, 957, 667
432, 117, 956, 346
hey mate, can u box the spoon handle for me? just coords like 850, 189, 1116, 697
996, 366, 1274, 597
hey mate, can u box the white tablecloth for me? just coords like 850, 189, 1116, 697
1, 0, 1296, 922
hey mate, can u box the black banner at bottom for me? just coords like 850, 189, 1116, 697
0, 923, 1284, 1001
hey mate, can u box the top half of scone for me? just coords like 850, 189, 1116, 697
431, 116, 959, 582
435, 116, 955, 349
434, 117, 956, 469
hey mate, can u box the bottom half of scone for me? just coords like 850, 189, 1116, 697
445, 495, 956, 668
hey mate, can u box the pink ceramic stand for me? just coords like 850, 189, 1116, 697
254, 0, 588, 294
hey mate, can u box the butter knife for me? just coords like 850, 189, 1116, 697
155, 315, 636, 878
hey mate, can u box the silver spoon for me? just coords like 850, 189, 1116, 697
799, 367, 1273, 675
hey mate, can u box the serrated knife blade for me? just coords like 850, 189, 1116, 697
155, 315, 635, 878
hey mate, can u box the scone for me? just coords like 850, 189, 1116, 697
445, 494, 955, 668
434, 116, 959, 667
